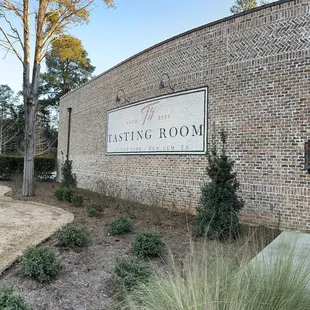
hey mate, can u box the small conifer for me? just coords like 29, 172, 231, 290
61, 159, 77, 188
196, 129, 244, 240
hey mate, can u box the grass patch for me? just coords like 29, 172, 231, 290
124, 236, 310, 310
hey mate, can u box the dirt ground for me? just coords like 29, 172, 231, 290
0, 180, 279, 310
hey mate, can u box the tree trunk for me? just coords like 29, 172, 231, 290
23, 98, 36, 196
0, 122, 2, 155
22, 0, 34, 196
0, 105, 3, 154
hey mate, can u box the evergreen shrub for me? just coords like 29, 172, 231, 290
62, 187, 75, 202
132, 232, 164, 258
114, 256, 150, 300
54, 187, 65, 201
71, 193, 84, 206
60, 159, 77, 188
54, 224, 90, 248
0, 286, 32, 310
196, 130, 244, 240
87, 203, 101, 217
109, 216, 134, 235
19, 245, 61, 283
0, 155, 56, 180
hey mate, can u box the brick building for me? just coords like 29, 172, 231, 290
58, 0, 310, 230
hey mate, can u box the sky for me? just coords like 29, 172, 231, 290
0, 0, 237, 94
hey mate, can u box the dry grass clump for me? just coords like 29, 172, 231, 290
122, 235, 310, 310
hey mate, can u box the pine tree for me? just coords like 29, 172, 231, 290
230, 0, 269, 14
39, 35, 96, 108
196, 130, 244, 240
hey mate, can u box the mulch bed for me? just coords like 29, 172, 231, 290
0, 180, 279, 310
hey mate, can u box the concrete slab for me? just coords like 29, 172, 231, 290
251, 231, 310, 285
0, 185, 74, 275
254, 231, 310, 262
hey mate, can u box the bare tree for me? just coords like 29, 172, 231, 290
0, 0, 113, 196
0, 84, 22, 154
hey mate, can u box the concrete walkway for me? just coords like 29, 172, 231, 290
251, 231, 310, 286
0, 185, 74, 275
254, 231, 310, 263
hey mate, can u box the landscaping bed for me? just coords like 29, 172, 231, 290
0, 180, 278, 310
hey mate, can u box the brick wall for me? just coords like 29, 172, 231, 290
58, 0, 310, 230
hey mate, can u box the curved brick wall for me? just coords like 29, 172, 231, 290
58, 0, 310, 230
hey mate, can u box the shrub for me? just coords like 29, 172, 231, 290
54, 187, 65, 201
35, 157, 57, 180
60, 159, 77, 188
109, 216, 134, 236
87, 203, 100, 217
61, 187, 75, 203
71, 193, 84, 206
196, 129, 244, 240
114, 256, 151, 300
54, 224, 90, 248
132, 232, 164, 258
19, 245, 61, 284
0, 286, 32, 310
0, 155, 56, 181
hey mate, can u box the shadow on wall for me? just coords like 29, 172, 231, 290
92, 179, 196, 218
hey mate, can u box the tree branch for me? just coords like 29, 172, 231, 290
0, 11, 24, 49
0, 0, 23, 19
41, 1, 94, 53
0, 26, 23, 63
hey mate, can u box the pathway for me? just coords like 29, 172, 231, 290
0, 185, 73, 275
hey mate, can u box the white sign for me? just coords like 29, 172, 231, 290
106, 87, 208, 155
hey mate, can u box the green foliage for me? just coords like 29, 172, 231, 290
54, 186, 84, 207
196, 130, 244, 240
0, 286, 32, 310
114, 256, 151, 300
86, 203, 100, 217
0, 84, 18, 112
19, 245, 61, 284
54, 186, 75, 202
54, 187, 65, 201
39, 35, 96, 108
109, 216, 134, 236
132, 232, 164, 258
0, 155, 56, 180
60, 159, 77, 188
54, 224, 90, 248
61, 187, 75, 202
230, 0, 269, 14
0, 155, 23, 180
123, 241, 310, 310
71, 193, 84, 206
34, 156, 57, 180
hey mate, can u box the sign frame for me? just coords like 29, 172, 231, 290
106, 86, 208, 156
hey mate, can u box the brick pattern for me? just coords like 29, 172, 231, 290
228, 14, 310, 63
58, 0, 310, 230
